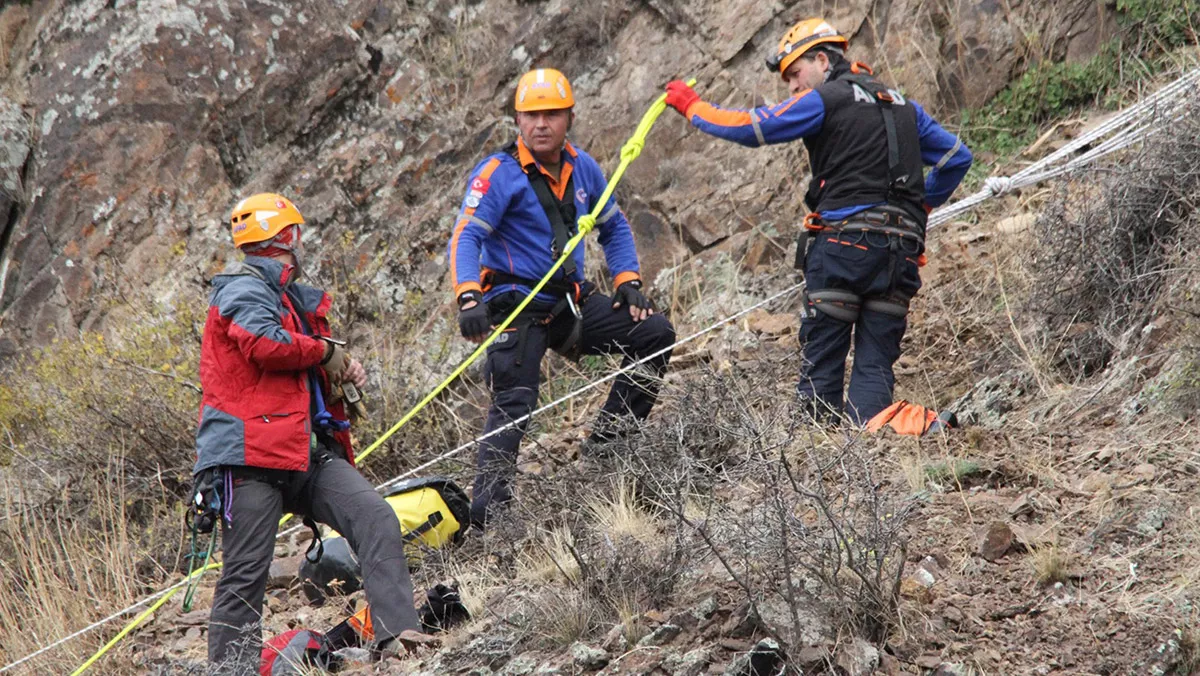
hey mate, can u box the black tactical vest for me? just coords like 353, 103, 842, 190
802, 62, 926, 225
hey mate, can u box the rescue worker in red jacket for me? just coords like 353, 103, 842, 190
663, 19, 972, 424
194, 194, 422, 670
447, 69, 676, 529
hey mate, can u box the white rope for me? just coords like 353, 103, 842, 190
0, 281, 802, 674
0, 583, 186, 674
928, 67, 1200, 230
373, 281, 804, 493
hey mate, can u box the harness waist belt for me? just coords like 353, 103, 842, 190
482, 270, 579, 302
816, 207, 926, 244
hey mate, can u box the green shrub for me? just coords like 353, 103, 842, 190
0, 298, 203, 532
1117, 0, 1200, 49
960, 42, 1127, 159
959, 0, 1196, 163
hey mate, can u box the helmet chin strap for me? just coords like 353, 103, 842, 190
242, 225, 304, 282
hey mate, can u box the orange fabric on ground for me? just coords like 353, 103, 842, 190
866, 400, 938, 435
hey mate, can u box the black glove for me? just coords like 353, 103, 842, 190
458, 290, 491, 340
611, 280, 652, 311
188, 468, 222, 535
419, 582, 471, 633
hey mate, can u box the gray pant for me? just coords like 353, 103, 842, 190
207, 443, 420, 671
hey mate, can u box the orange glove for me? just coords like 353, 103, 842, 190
664, 80, 700, 117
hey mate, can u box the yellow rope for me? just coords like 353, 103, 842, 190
69, 563, 220, 676
352, 78, 693, 467
69, 81, 693, 675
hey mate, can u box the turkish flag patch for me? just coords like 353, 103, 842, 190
471, 177, 490, 194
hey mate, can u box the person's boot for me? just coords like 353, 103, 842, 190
795, 393, 844, 428
375, 630, 441, 660
581, 411, 641, 459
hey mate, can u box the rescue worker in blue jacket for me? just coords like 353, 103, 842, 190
447, 68, 676, 529
663, 19, 972, 425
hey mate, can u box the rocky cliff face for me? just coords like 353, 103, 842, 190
0, 0, 1111, 355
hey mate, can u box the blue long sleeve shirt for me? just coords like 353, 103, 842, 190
686, 86, 972, 219
447, 138, 642, 303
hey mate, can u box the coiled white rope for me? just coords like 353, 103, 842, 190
928, 67, 1200, 229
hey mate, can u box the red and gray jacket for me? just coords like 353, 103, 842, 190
194, 256, 353, 475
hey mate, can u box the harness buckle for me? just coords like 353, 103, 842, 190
803, 212, 825, 232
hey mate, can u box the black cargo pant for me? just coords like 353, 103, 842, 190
470, 289, 676, 528
207, 441, 420, 672
798, 227, 922, 425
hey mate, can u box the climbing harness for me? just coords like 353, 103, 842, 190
511, 140, 580, 278
487, 140, 591, 356
482, 270, 591, 361
798, 206, 922, 323
842, 67, 922, 210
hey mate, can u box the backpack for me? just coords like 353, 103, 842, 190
260, 629, 341, 675
384, 476, 472, 560
300, 476, 471, 602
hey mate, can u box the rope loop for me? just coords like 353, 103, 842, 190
577, 213, 597, 235
983, 176, 1014, 196
620, 138, 645, 162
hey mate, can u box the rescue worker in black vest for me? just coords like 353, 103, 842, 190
662, 19, 972, 424
447, 68, 676, 529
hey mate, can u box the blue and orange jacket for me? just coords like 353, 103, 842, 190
195, 256, 352, 474
447, 137, 641, 304
683, 79, 972, 219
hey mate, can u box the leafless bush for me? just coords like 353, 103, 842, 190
411, 362, 911, 662
455, 474, 695, 651
610, 366, 914, 649
1031, 101, 1200, 378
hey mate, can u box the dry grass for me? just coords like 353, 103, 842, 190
0, 297, 203, 673
0, 466, 163, 674
439, 557, 505, 621
518, 525, 582, 585
585, 477, 661, 546
1030, 541, 1072, 585
526, 588, 603, 649
899, 452, 929, 494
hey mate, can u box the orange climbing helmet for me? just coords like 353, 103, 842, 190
765, 18, 849, 77
229, 193, 304, 250
514, 68, 575, 112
